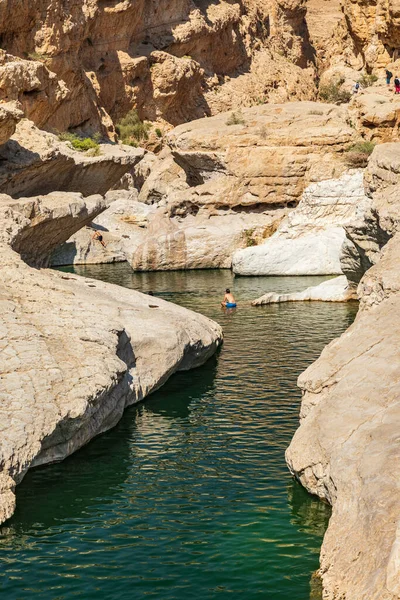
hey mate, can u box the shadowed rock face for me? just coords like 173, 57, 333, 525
0, 0, 317, 132
0, 192, 223, 526
286, 143, 400, 600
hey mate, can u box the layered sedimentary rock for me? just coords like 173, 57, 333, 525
0, 119, 145, 198
0, 0, 317, 134
286, 142, 400, 599
52, 102, 357, 271
233, 170, 368, 276
51, 188, 284, 270
328, 0, 400, 73
305, 0, 342, 64
165, 102, 356, 211
349, 91, 400, 142
0, 192, 222, 525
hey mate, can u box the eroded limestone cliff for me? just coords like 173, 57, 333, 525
328, 0, 400, 73
50, 101, 359, 271
0, 0, 318, 135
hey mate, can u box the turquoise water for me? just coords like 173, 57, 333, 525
0, 266, 358, 600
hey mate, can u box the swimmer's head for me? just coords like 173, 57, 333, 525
226, 288, 230, 293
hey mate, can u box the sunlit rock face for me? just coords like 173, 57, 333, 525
233, 170, 368, 277
287, 141, 400, 600
0, 0, 318, 134
326, 0, 400, 72
51, 101, 358, 272
0, 191, 222, 526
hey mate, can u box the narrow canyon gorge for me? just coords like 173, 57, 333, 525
1, 2, 400, 600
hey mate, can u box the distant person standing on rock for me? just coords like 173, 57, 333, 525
395, 76, 400, 94
386, 69, 393, 86
352, 82, 360, 95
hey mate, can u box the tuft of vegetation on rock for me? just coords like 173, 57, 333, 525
226, 110, 246, 126
26, 51, 47, 62
344, 141, 375, 168
357, 73, 378, 88
319, 79, 351, 104
243, 228, 257, 247
58, 132, 101, 154
116, 110, 151, 146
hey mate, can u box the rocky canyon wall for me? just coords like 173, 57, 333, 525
0, 0, 317, 135
327, 0, 400, 73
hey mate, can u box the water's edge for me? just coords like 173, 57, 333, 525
0, 266, 358, 600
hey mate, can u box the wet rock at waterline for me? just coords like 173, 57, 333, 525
50, 104, 360, 272
251, 276, 357, 305
51, 190, 285, 271
0, 192, 222, 525
286, 254, 400, 599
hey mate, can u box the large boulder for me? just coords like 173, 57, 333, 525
233, 170, 368, 276
0, 100, 23, 145
0, 192, 222, 525
166, 102, 356, 212
251, 276, 357, 305
51, 102, 361, 271
51, 188, 284, 270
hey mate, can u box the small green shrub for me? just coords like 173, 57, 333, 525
116, 110, 151, 145
344, 141, 375, 168
357, 73, 378, 88
27, 51, 47, 62
86, 145, 101, 157
226, 110, 246, 126
243, 228, 257, 247
309, 109, 324, 116
319, 79, 351, 104
155, 128, 163, 138
58, 132, 101, 153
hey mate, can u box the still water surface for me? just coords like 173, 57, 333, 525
0, 266, 358, 600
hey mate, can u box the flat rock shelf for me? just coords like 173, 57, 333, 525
0, 266, 358, 600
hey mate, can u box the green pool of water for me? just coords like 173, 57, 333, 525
0, 266, 358, 600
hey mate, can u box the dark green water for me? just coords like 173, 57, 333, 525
0, 266, 358, 600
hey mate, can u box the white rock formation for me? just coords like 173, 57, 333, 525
233, 171, 368, 276
0, 192, 222, 525
251, 276, 357, 305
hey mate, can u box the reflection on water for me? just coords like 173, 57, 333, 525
0, 265, 358, 600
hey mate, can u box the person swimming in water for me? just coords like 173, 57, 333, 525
221, 288, 237, 308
